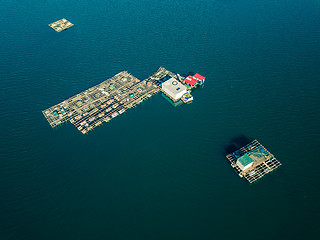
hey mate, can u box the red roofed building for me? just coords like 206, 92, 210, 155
184, 76, 198, 87
193, 73, 205, 84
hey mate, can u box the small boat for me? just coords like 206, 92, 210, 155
181, 92, 193, 103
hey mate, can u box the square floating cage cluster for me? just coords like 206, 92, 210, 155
42, 67, 179, 134
49, 18, 74, 32
226, 139, 281, 183
42, 71, 159, 134
42, 67, 201, 134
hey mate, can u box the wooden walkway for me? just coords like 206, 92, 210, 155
145, 67, 178, 84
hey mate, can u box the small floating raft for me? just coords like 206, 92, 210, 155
49, 18, 74, 32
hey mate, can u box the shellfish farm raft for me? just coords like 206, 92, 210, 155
226, 139, 281, 183
49, 18, 74, 32
42, 67, 177, 134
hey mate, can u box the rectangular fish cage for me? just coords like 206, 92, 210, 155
226, 139, 281, 183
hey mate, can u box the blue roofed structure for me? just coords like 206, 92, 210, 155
236, 154, 254, 171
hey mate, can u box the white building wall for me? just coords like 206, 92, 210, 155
236, 160, 253, 171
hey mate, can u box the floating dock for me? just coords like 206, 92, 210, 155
49, 19, 74, 32
43, 67, 199, 134
226, 139, 281, 183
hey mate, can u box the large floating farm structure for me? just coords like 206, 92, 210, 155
226, 139, 281, 183
42, 67, 205, 134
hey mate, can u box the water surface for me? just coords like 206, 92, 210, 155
0, 0, 319, 239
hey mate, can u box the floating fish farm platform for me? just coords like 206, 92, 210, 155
43, 67, 202, 134
49, 18, 74, 32
226, 139, 281, 183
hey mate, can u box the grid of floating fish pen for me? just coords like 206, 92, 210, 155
43, 71, 129, 127
49, 18, 74, 32
226, 139, 281, 183
42, 69, 166, 134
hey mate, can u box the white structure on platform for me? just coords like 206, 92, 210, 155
161, 78, 187, 101
236, 154, 254, 171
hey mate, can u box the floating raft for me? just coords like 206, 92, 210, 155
49, 18, 74, 32
226, 139, 281, 183
42, 68, 178, 134
42, 67, 201, 134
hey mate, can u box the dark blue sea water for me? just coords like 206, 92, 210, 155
1, 0, 320, 239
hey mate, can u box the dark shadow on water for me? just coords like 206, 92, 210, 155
225, 144, 238, 155
231, 135, 252, 147
223, 134, 253, 156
